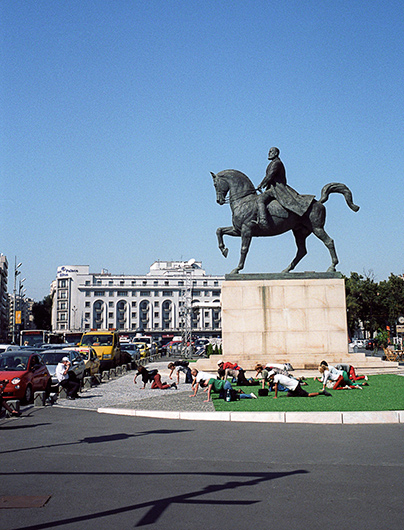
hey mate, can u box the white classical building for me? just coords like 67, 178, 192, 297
51, 261, 224, 339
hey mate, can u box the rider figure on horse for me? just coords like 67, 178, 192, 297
255, 147, 315, 228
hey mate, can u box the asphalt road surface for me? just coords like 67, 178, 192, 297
1, 406, 403, 530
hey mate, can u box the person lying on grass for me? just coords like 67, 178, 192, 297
266, 370, 331, 398
255, 364, 308, 391
200, 378, 257, 402
317, 361, 368, 390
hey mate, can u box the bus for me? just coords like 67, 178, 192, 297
19, 330, 59, 347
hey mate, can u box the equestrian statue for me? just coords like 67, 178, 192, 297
211, 147, 359, 275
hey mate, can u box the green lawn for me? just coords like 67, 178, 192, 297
212, 375, 404, 412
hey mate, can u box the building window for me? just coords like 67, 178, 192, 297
193, 290, 201, 296
109, 291, 115, 297
58, 279, 67, 288
132, 312, 136, 318
131, 291, 136, 296
153, 280, 158, 285
85, 280, 90, 286
132, 301, 137, 307
140, 290, 150, 296
94, 291, 105, 296
85, 312, 90, 318
109, 301, 113, 307
162, 290, 173, 296
117, 290, 128, 296
109, 312, 113, 318
109, 280, 113, 285
85, 301, 90, 307
203, 281, 207, 286
154, 301, 159, 307
212, 290, 220, 296
120, 280, 125, 285
154, 312, 159, 318
85, 291, 91, 297
142, 280, 147, 285
178, 281, 184, 286
164, 281, 169, 285
131, 280, 136, 285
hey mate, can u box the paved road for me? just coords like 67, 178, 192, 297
1, 405, 404, 530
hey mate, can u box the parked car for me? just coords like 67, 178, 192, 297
79, 331, 121, 370
120, 343, 140, 366
0, 350, 51, 403
41, 349, 86, 389
365, 339, 375, 350
0, 344, 23, 354
63, 347, 101, 377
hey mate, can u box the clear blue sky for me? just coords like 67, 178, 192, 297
1, 0, 403, 300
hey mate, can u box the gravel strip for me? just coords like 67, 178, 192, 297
53, 361, 215, 412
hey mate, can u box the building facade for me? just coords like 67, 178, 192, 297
51, 261, 224, 339
0, 254, 8, 342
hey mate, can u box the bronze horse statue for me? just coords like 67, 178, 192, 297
211, 169, 359, 274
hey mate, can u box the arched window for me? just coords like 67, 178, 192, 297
93, 300, 104, 329
116, 300, 127, 330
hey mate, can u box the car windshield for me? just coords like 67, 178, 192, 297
121, 344, 137, 351
41, 352, 68, 365
81, 335, 112, 346
0, 353, 31, 371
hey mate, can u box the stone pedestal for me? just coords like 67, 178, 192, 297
220, 273, 349, 369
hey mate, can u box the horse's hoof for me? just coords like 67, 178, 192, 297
281, 267, 291, 273
229, 268, 239, 275
326, 266, 337, 272
223, 248, 229, 258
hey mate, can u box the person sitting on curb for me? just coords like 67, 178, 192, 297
267, 370, 331, 398
189, 369, 216, 397
0, 380, 21, 417
201, 378, 257, 402
167, 360, 193, 384
55, 357, 80, 400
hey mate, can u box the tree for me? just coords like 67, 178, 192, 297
32, 295, 52, 330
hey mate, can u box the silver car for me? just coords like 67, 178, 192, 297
40, 349, 86, 388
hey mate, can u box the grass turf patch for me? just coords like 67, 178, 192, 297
212, 375, 404, 412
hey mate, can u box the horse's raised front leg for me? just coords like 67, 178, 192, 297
230, 226, 252, 274
216, 226, 240, 258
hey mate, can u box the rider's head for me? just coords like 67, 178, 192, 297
268, 147, 280, 160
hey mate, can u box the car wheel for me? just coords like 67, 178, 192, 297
23, 384, 33, 404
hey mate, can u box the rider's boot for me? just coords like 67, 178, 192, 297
256, 200, 270, 228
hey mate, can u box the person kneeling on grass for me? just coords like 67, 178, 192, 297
201, 378, 257, 402
267, 370, 331, 398
317, 362, 368, 390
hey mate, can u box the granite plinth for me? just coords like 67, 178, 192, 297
220, 276, 349, 368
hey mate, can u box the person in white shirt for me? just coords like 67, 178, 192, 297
189, 369, 216, 397
56, 357, 80, 400
267, 370, 331, 398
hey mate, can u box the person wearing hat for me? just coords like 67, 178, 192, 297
267, 370, 331, 399
55, 356, 80, 400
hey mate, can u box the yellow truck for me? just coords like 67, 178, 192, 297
79, 330, 121, 370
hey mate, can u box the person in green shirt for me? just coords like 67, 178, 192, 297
202, 378, 257, 402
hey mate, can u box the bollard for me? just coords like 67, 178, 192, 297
116, 366, 122, 376
109, 368, 116, 379
34, 391, 46, 407
7, 400, 20, 413
121, 364, 127, 373
102, 371, 110, 382
93, 374, 101, 385
83, 377, 92, 389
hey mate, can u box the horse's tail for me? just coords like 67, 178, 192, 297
319, 182, 360, 212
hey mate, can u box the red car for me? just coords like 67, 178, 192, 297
0, 350, 51, 403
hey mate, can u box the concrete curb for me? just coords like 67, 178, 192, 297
98, 407, 404, 424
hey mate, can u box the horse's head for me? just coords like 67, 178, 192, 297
211, 172, 229, 205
